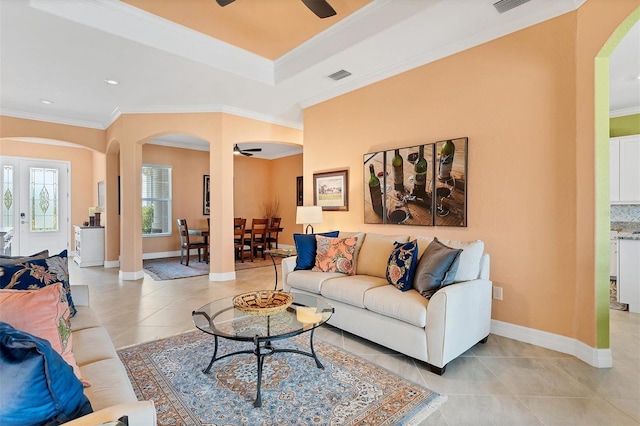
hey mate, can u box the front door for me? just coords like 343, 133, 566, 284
1, 157, 70, 256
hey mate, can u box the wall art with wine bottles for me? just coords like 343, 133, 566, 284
363, 137, 468, 227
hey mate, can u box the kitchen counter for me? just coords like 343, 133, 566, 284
611, 222, 640, 240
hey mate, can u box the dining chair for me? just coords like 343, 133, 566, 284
244, 218, 268, 261
266, 217, 282, 249
176, 218, 208, 266
233, 218, 248, 262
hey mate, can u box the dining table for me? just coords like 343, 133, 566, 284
188, 228, 209, 264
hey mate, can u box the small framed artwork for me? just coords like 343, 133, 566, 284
296, 176, 304, 206
97, 181, 106, 209
313, 169, 349, 211
203, 175, 210, 215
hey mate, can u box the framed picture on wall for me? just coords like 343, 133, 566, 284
203, 175, 210, 215
313, 170, 349, 211
296, 176, 304, 206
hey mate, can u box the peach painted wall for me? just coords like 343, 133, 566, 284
302, 2, 639, 346
269, 154, 304, 244
0, 139, 97, 251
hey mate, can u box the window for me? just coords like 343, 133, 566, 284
2, 165, 14, 228
142, 164, 172, 236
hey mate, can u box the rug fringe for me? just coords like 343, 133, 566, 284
403, 394, 448, 426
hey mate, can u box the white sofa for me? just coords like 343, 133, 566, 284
65, 285, 156, 425
282, 232, 492, 374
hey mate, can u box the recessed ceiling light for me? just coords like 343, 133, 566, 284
104, 78, 119, 85
40, 99, 53, 105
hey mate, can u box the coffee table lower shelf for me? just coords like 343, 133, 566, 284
201, 329, 324, 408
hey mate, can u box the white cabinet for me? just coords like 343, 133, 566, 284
74, 226, 104, 267
618, 238, 640, 314
610, 135, 640, 204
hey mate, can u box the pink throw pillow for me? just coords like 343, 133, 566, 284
312, 236, 357, 275
0, 283, 84, 384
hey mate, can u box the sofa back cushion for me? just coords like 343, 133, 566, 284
413, 236, 485, 282
0, 250, 50, 266
357, 233, 409, 279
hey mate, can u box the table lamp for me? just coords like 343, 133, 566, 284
296, 206, 323, 234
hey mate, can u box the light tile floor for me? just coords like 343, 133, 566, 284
70, 261, 640, 425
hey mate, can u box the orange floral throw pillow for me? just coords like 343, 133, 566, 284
0, 283, 85, 385
312, 236, 357, 275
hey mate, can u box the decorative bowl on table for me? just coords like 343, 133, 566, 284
233, 290, 293, 316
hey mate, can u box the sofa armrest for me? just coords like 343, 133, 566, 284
425, 278, 492, 368
282, 256, 297, 289
63, 401, 156, 425
70, 285, 90, 307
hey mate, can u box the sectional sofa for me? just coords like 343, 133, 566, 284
282, 232, 492, 374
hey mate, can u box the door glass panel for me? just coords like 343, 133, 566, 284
3, 165, 14, 227
30, 167, 58, 232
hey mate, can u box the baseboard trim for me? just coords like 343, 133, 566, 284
103, 260, 119, 268
490, 320, 612, 368
119, 270, 145, 281
209, 272, 236, 281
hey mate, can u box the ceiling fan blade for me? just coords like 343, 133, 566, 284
243, 148, 262, 152
301, 0, 336, 18
216, 0, 235, 6
241, 151, 253, 156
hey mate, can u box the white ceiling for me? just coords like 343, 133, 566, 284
1, 0, 638, 159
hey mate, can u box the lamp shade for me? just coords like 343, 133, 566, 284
296, 206, 323, 225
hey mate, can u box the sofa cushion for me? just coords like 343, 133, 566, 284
293, 231, 340, 270
439, 239, 484, 282
0, 283, 83, 382
80, 358, 138, 411
70, 306, 102, 332
320, 275, 388, 308
413, 238, 462, 299
411, 236, 434, 260
0, 250, 50, 266
363, 286, 429, 328
0, 249, 76, 316
286, 270, 346, 294
0, 322, 93, 425
386, 240, 418, 291
338, 232, 366, 272
357, 233, 409, 279
313, 236, 357, 275
72, 327, 119, 367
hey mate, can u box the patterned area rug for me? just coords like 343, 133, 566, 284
143, 256, 279, 280
118, 330, 446, 425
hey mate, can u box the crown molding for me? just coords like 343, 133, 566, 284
0, 108, 105, 130
29, 0, 274, 85
610, 106, 640, 118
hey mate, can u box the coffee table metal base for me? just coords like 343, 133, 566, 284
202, 329, 323, 407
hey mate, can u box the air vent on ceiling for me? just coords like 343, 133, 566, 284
493, 0, 531, 14
328, 69, 352, 81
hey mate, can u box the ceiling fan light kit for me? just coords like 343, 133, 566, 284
234, 144, 263, 157
215, 0, 336, 19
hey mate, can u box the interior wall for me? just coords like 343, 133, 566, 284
302, 6, 629, 346
269, 154, 304, 245
234, 155, 272, 224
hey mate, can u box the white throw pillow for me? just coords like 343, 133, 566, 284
438, 239, 484, 282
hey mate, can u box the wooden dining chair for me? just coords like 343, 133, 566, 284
244, 218, 268, 262
266, 217, 282, 249
233, 218, 248, 262
176, 218, 208, 266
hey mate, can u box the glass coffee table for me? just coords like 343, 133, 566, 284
192, 292, 333, 407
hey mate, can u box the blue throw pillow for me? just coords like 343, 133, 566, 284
386, 240, 419, 291
293, 231, 339, 270
0, 250, 75, 317
0, 322, 93, 425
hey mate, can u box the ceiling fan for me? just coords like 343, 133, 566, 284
215, 0, 336, 19
233, 144, 262, 157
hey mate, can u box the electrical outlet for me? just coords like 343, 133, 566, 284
492, 286, 503, 301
